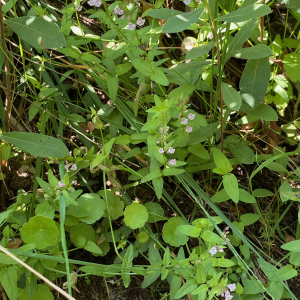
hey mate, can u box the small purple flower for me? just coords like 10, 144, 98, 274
87, 0, 96, 5
218, 247, 224, 252
64, 164, 70, 171
169, 159, 176, 166
181, 118, 188, 125
186, 126, 193, 133
183, 0, 191, 4
71, 164, 77, 171
221, 294, 224, 297
168, 147, 175, 154
208, 32, 214, 39
225, 291, 233, 300
158, 148, 164, 154
114, 6, 123, 15
95, 0, 102, 7
227, 284, 236, 292
58, 181, 66, 188
209, 246, 217, 255
188, 113, 195, 120
127, 22, 136, 30
76, 5, 82, 11
136, 17, 145, 26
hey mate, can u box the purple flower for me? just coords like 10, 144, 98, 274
208, 32, 214, 39
225, 290, 233, 300
95, 0, 102, 7
158, 148, 164, 154
188, 113, 195, 120
183, 0, 191, 4
218, 247, 224, 252
136, 17, 145, 26
71, 164, 77, 171
181, 118, 188, 125
168, 147, 175, 154
87, 0, 96, 5
186, 126, 192, 133
127, 22, 136, 30
227, 284, 236, 292
169, 159, 176, 166
64, 164, 70, 171
114, 6, 123, 15
221, 294, 224, 297
58, 181, 66, 188
209, 246, 217, 255
76, 5, 82, 11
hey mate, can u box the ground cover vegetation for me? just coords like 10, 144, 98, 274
0, 0, 300, 299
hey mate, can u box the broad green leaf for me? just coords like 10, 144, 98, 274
163, 217, 187, 247
201, 230, 222, 243
189, 122, 219, 145
170, 275, 182, 300
122, 245, 134, 288
21, 216, 59, 249
124, 203, 148, 229
0, 267, 18, 300
116, 63, 133, 75
92, 138, 115, 168
223, 174, 239, 203
67, 193, 105, 224
226, 20, 257, 61
282, 0, 300, 13
1, 143, 11, 161
153, 177, 164, 199
266, 162, 289, 174
35, 202, 55, 219
141, 169, 162, 183
221, 82, 242, 111
163, 168, 185, 176
188, 143, 210, 160
138, 231, 149, 243
142, 266, 161, 288
107, 75, 118, 103
218, 4, 271, 23
227, 140, 254, 164
167, 61, 210, 74
283, 53, 300, 82
150, 68, 169, 86
19, 284, 54, 300
277, 264, 297, 281
177, 225, 201, 237
240, 58, 270, 110
174, 279, 197, 299
253, 189, 274, 197
191, 284, 208, 295
147, 8, 182, 20
162, 9, 204, 33
186, 42, 215, 60
145, 202, 165, 223
211, 189, 230, 203
149, 241, 162, 265
70, 223, 95, 248
0, 132, 69, 158
268, 281, 284, 300
239, 189, 256, 203
84, 241, 102, 255
81, 52, 101, 63
131, 59, 152, 76
243, 103, 278, 121
105, 195, 124, 220
240, 213, 260, 226
281, 240, 300, 252
5, 16, 66, 49
227, 44, 272, 60
212, 147, 233, 175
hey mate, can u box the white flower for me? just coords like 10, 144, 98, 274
168, 147, 175, 154
114, 6, 123, 15
169, 159, 176, 165
183, 0, 191, 4
227, 284, 236, 292
71, 164, 77, 171
58, 181, 66, 188
87, 0, 96, 6
181, 118, 188, 125
188, 113, 195, 120
158, 148, 164, 154
186, 126, 192, 133
136, 17, 145, 26
127, 22, 136, 30
209, 246, 217, 255
208, 32, 214, 39
76, 5, 82, 11
95, 0, 102, 7
165, 126, 169, 132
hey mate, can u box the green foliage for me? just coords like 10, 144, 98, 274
124, 202, 148, 229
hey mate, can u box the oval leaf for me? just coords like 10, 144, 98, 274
221, 82, 242, 111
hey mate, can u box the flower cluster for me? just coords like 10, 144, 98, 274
87, 0, 102, 7
126, 17, 145, 30
209, 246, 224, 255
180, 111, 195, 133
221, 284, 236, 300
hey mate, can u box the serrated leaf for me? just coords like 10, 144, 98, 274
21, 216, 59, 249
5, 16, 66, 49
162, 9, 204, 33
124, 203, 148, 229
218, 4, 271, 23
0, 132, 69, 158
